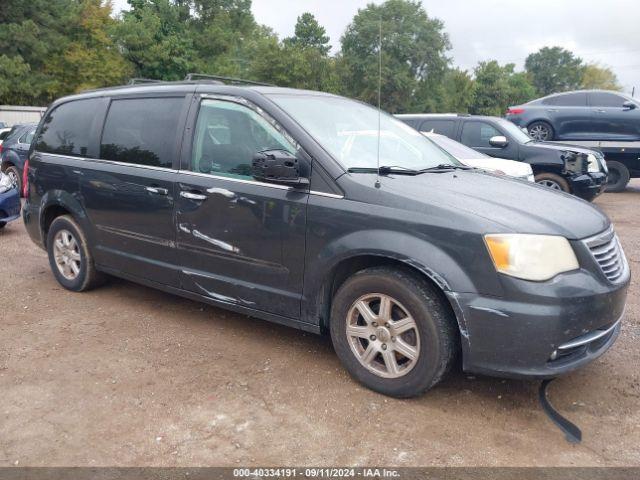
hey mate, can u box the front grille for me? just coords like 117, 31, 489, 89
583, 227, 627, 283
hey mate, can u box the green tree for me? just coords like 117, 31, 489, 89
470, 61, 536, 116
285, 12, 331, 55
525, 46, 584, 96
49, 1, 132, 95
340, 0, 450, 113
581, 63, 621, 91
438, 68, 475, 113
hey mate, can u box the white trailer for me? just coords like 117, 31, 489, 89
0, 106, 46, 127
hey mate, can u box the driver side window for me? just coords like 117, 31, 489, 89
461, 122, 501, 148
191, 99, 296, 179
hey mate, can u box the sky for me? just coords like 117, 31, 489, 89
112, 0, 640, 94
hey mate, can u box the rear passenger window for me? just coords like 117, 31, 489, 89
418, 120, 455, 138
35, 99, 101, 157
460, 122, 501, 147
19, 129, 35, 144
543, 93, 587, 107
100, 98, 183, 168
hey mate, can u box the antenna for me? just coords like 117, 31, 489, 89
375, 17, 382, 189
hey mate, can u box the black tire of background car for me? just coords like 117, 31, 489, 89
46, 215, 105, 292
534, 172, 571, 193
0, 222, 5, 229
604, 161, 630, 193
528, 121, 555, 141
5, 165, 21, 197
330, 266, 457, 398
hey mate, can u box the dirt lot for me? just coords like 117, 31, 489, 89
1, 183, 639, 467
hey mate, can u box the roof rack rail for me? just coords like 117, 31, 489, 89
128, 78, 164, 85
184, 73, 274, 86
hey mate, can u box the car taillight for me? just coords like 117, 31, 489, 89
506, 108, 525, 115
0, 144, 3, 155
22, 158, 29, 197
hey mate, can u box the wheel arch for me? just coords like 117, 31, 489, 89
39, 190, 90, 248
303, 230, 479, 343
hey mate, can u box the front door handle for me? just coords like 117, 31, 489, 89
146, 186, 169, 195
180, 191, 207, 201
594, 109, 606, 114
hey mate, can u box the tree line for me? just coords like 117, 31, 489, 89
0, 0, 623, 115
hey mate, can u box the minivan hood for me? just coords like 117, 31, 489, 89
361, 170, 609, 240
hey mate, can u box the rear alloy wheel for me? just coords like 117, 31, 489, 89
5, 166, 21, 195
528, 121, 554, 141
535, 172, 570, 193
330, 267, 457, 398
605, 161, 630, 193
47, 215, 105, 291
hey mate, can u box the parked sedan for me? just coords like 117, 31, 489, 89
0, 123, 37, 195
506, 90, 640, 141
422, 131, 534, 182
0, 172, 20, 229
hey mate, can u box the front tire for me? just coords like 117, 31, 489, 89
47, 215, 104, 291
528, 121, 554, 141
330, 267, 457, 398
535, 172, 570, 193
605, 161, 630, 193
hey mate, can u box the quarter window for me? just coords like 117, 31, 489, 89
100, 97, 184, 168
460, 122, 502, 148
35, 99, 101, 157
590, 92, 626, 108
418, 119, 456, 138
191, 99, 296, 179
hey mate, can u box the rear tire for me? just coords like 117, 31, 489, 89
535, 172, 570, 193
528, 121, 554, 141
5, 165, 21, 196
47, 215, 104, 292
605, 161, 630, 193
0, 222, 6, 229
330, 267, 457, 398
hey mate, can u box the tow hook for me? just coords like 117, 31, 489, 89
538, 378, 582, 444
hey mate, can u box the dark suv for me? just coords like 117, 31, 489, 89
397, 114, 608, 201
23, 80, 629, 398
506, 90, 640, 141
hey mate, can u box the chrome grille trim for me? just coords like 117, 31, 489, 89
583, 227, 628, 283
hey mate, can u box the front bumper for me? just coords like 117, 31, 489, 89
0, 187, 21, 223
570, 171, 607, 201
448, 244, 629, 379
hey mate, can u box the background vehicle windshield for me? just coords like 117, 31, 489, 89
269, 94, 459, 170
426, 134, 489, 160
497, 118, 533, 143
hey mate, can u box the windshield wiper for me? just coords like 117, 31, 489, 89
347, 165, 421, 175
419, 164, 474, 172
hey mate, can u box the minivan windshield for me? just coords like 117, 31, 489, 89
269, 94, 460, 170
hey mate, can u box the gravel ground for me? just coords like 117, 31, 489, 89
1, 182, 639, 467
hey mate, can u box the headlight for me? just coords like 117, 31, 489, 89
587, 154, 600, 173
0, 173, 15, 194
484, 234, 579, 281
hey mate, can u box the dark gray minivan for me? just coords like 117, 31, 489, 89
23, 80, 629, 397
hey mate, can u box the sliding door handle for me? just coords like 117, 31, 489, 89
180, 191, 207, 201
145, 186, 169, 195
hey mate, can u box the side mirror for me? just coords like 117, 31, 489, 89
623, 101, 636, 110
252, 149, 309, 187
489, 135, 509, 148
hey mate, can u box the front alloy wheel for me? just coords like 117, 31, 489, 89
330, 267, 457, 398
346, 294, 420, 378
